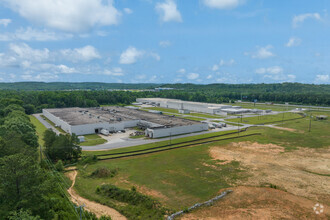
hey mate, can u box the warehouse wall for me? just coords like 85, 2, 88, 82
146, 123, 208, 138
43, 109, 72, 133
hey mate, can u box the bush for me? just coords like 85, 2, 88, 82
55, 160, 64, 171
90, 167, 118, 178
80, 155, 98, 165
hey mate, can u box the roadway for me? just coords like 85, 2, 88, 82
33, 113, 61, 135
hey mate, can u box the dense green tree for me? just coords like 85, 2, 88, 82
44, 130, 81, 162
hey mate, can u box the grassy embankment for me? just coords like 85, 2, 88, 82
29, 115, 48, 147
80, 134, 107, 146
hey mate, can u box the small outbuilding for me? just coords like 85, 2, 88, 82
316, 115, 327, 120
78, 136, 85, 143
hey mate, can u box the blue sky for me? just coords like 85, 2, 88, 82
0, 0, 329, 84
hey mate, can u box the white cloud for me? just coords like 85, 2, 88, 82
124, 8, 133, 14
155, 0, 182, 23
314, 74, 329, 83
293, 13, 321, 28
203, 0, 244, 10
255, 66, 283, 74
1, 0, 121, 32
286, 37, 302, 47
0, 18, 11, 27
187, 73, 199, 80
119, 47, 144, 64
177, 68, 186, 73
21, 72, 59, 81
159, 40, 171, 47
104, 67, 124, 76
219, 59, 235, 66
212, 64, 219, 71
249, 45, 275, 59
150, 52, 161, 61
9, 43, 49, 62
207, 74, 213, 79
60, 45, 101, 62
0, 27, 73, 41
256, 66, 296, 82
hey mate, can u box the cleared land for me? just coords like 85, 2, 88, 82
71, 110, 329, 219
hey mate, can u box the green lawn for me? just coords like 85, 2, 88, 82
80, 134, 107, 146
227, 112, 303, 125
232, 103, 295, 111
29, 115, 47, 147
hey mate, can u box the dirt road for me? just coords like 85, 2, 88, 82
66, 169, 127, 220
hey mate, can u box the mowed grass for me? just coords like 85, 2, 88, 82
80, 134, 107, 146
188, 112, 223, 119
227, 112, 303, 125
29, 115, 47, 147
180, 116, 205, 121
75, 136, 250, 209
232, 103, 294, 111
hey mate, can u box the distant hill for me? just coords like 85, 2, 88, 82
0, 82, 329, 95
0, 82, 161, 91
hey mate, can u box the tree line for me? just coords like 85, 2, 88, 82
0, 98, 104, 219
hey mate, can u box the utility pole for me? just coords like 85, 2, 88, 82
237, 116, 240, 136
75, 205, 85, 220
308, 113, 312, 132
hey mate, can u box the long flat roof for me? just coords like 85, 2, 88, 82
137, 98, 231, 108
45, 106, 201, 127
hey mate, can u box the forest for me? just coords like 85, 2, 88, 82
0, 82, 329, 115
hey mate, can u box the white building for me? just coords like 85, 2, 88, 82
137, 98, 232, 115
43, 106, 208, 138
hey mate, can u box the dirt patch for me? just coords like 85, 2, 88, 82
270, 125, 298, 132
209, 142, 330, 205
65, 169, 127, 220
181, 186, 329, 220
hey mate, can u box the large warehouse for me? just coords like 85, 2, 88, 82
43, 106, 208, 138
136, 98, 253, 115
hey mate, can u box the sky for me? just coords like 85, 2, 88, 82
0, 0, 329, 84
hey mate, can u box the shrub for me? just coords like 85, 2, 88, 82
80, 155, 98, 165
90, 167, 118, 178
55, 160, 64, 171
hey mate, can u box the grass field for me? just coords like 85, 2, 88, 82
227, 112, 303, 125
74, 109, 330, 218
80, 134, 107, 146
29, 115, 47, 147
232, 102, 294, 111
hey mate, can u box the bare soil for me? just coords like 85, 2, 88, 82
185, 142, 330, 219
210, 142, 330, 204
65, 169, 127, 220
181, 186, 329, 220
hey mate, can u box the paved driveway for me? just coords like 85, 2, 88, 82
33, 113, 61, 135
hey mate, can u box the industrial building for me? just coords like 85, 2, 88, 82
136, 98, 257, 115
43, 106, 208, 138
